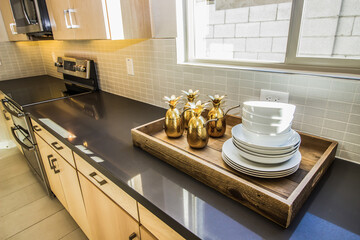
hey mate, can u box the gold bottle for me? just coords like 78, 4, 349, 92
207, 95, 240, 138
164, 95, 184, 138
187, 101, 218, 148
182, 89, 199, 129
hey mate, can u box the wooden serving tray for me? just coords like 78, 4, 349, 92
131, 115, 338, 228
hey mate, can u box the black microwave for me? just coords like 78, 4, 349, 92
9, 0, 52, 36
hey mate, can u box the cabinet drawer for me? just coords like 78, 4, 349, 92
31, 119, 75, 168
74, 152, 138, 221
138, 204, 184, 240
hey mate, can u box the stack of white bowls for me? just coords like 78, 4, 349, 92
222, 101, 302, 178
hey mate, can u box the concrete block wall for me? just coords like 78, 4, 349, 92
198, 0, 360, 61
299, 0, 360, 58
198, 2, 291, 62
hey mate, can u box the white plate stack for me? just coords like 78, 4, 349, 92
222, 101, 302, 178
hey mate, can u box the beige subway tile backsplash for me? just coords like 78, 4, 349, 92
0, 39, 359, 163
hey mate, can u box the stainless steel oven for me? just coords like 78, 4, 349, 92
9, 0, 51, 35
1, 97, 50, 194
0, 56, 98, 196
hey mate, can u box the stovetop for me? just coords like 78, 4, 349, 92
0, 75, 92, 109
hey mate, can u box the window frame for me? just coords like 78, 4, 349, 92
180, 0, 360, 76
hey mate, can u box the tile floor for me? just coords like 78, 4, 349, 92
0, 147, 88, 240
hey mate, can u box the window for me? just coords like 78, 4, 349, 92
180, 0, 360, 75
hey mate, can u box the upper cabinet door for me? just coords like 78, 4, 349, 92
0, 0, 28, 41
46, 0, 75, 39
71, 0, 108, 40
46, 0, 151, 40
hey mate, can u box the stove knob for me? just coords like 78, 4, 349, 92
76, 65, 86, 72
55, 62, 63, 67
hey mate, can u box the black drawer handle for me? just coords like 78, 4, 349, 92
89, 172, 107, 186
47, 154, 60, 174
51, 142, 64, 150
129, 233, 137, 240
51, 158, 60, 174
3, 110, 10, 121
33, 125, 42, 132
47, 154, 56, 169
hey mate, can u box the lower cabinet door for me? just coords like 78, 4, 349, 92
35, 134, 68, 209
140, 226, 157, 240
57, 155, 91, 238
78, 173, 140, 240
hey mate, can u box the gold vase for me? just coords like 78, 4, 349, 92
207, 95, 240, 138
164, 95, 184, 138
187, 101, 215, 149
182, 89, 199, 129
207, 95, 226, 138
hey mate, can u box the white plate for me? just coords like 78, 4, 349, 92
222, 153, 300, 178
232, 139, 299, 158
233, 137, 301, 155
232, 140, 297, 164
232, 124, 301, 150
222, 153, 299, 175
222, 152, 299, 174
222, 139, 302, 172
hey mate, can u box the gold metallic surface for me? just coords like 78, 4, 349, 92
164, 95, 184, 138
165, 107, 184, 138
182, 89, 199, 129
207, 95, 226, 137
187, 115, 208, 148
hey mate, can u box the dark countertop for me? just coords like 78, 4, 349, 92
22, 91, 360, 240
0, 75, 67, 108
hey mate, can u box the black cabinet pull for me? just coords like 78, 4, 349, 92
129, 232, 137, 240
51, 158, 60, 174
47, 154, 60, 174
33, 125, 42, 132
89, 172, 107, 186
47, 154, 56, 169
3, 110, 10, 121
51, 142, 64, 150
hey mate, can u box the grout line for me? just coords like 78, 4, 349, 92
0, 172, 37, 200
5, 208, 65, 239
58, 227, 81, 240
0, 183, 46, 217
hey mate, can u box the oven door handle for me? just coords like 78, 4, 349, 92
20, 0, 32, 25
11, 127, 34, 151
1, 99, 24, 117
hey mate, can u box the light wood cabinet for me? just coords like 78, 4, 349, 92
140, 226, 158, 240
138, 204, 185, 240
74, 152, 139, 221
79, 173, 140, 240
46, 0, 151, 40
0, 0, 28, 41
35, 132, 91, 238
57, 153, 91, 238
35, 134, 68, 209
31, 119, 75, 168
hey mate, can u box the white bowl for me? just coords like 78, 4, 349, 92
242, 118, 291, 135
243, 101, 296, 119
231, 124, 301, 150
241, 124, 293, 146
242, 108, 293, 125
